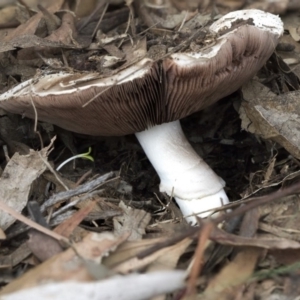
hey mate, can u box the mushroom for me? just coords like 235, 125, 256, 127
0, 10, 283, 224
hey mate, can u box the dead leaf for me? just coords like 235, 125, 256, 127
4, 0, 64, 41
147, 237, 192, 271
54, 200, 97, 237
0, 232, 129, 295
45, 11, 77, 46
203, 247, 261, 300
103, 237, 167, 268
113, 201, 151, 241
112, 238, 192, 274
26, 229, 63, 262
0, 228, 6, 240
211, 226, 300, 249
0, 243, 31, 269
246, 0, 289, 14
73, 0, 98, 18
283, 12, 300, 42
240, 80, 300, 159
0, 6, 17, 25
0, 146, 51, 230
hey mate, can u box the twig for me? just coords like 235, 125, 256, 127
0, 200, 68, 243
41, 171, 116, 211
92, 2, 109, 39
186, 221, 214, 296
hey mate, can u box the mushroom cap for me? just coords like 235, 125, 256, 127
0, 9, 283, 136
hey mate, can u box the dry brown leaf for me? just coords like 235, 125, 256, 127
146, 238, 192, 300
112, 238, 192, 274
4, 0, 64, 41
240, 80, 300, 159
240, 207, 260, 238
73, 0, 98, 18
0, 227, 6, 240
0, 243, 31, 269
216, 0, 245, 10
103, 237, 167, 268
54, 200, 97, 237
45, 11, 77, 45
0, 33, 81, 53
201, 207, 261, 300
147, 237, 192, 272
0, 145, 51, 230
283, 12, 300, 42
269, 249, 300, 265
203, 247, 262, 300
211, 226, 300, 249
258, 194, 300, 243
277, 34, 300, 78
0, 6, 17, 24
75, 196, 123, 222
113, 201, 151, 241
246, 0, 289, 14
26, 230, 64, 262
0, 231, 130, 295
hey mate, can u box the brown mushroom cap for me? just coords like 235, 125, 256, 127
0, 12, 281, 136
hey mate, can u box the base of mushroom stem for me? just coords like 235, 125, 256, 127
174, 189, 229, 225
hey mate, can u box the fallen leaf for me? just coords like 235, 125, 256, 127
0, 243, 31, 269
146, 237, 191, 271
4, 0, 64, 41
240, 80, 300, 159
0, 228, 6, 240
203, 247, 261, 300
0, 231, 129, 295
0, 146, 51, 230
112, 238, 192, 274
103, 237, 167, 268
26, 229, 63, 262
113, 201, 151, 241
211, 226, 300, 249
54, 200, 97, 237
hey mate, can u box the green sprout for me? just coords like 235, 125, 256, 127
56, 147, 94, 171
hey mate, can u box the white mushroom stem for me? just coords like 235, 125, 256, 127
135, 120, 229, 224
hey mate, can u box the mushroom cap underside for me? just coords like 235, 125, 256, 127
0, 11, 282, 136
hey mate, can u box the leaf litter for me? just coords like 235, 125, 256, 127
1, 0, 300, 299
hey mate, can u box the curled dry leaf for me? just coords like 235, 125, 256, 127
240, 80, 300, 159
0, 143, 53, 230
